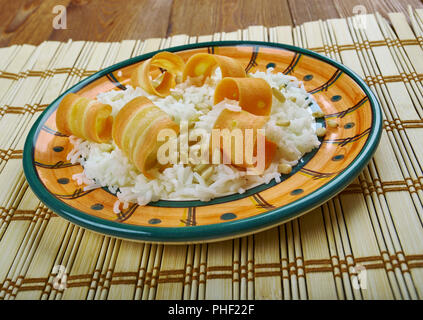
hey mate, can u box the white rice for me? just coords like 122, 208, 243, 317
67, 68, 321, 212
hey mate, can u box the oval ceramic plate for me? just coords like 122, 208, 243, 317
23, 41, 382, 243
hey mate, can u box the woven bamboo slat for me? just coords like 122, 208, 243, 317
1, 10, 423, 300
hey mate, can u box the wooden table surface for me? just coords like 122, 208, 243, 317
0, 0, 422, 48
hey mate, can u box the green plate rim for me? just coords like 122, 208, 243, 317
22, 40, 382, 243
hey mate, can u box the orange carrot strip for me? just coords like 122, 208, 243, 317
69, 97, 91, 139
112, 96, 157, 149
112, 96, 179, 179
261, 136, 278, 170
214, 109, 268, 133
56, 93, 80, 135
132, 116, 179, 179
131, 51, 185, 97
214, 77, 272, 116
55, 93, 112, 143
84, 102, 113, 143
182, 53, 246, 85
213, 108, 276, 170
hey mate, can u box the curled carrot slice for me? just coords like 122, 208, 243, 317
212, 108, 276, 170
131, 51, 185, 97
214, 77, 272, 116
56, 93, 113, 143
182, 53, 246, 85
112, 96, 179, 179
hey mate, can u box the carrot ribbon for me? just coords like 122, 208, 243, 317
213, 108, 277, 171
131, 51, 185, 97
214, 77, 272, 116
56, 93, 113, 143
112, 96, 179, 179
182, 53, 246, 85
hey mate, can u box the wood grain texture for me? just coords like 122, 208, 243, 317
49, 0, 173, 43
168, 0, 293, 36
288, 0, 340, 25
333, 0, 423, 18
0, 0, 72, 47
0, 0, 422, 47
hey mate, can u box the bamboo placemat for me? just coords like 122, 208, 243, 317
1, 9, 423, 300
